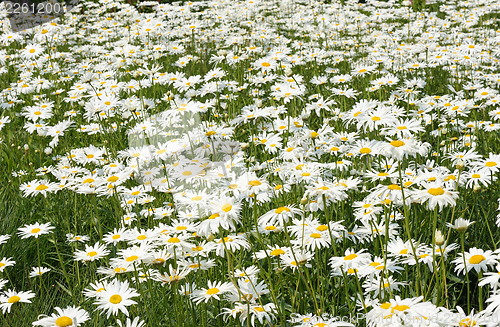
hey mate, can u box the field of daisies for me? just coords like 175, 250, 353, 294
1, 0, 500, 326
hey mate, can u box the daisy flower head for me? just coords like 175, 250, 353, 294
94, 279, 139, 318
0, 289, 35, 313
191, 281, 234, 304
20, 180, 57, 198
447, 218, 475, 232
330, 248, 371, 270
29, 266, 51, 278
0, 234, 9, 245
21, 44, 44, 59
280, 250, 313, 271
74, 242, 110, 262
66, 233, 89, 243
412, 182, 459, 211
223, 302, 277, 327
453, 247, 497, 275
18, 222, 54, 239
0, 257, 15, 272
32, 305, 90, 327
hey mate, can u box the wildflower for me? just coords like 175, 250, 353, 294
94, 279, 140, 318
447, 218, 475, 232
74, 242, 110, 262
29, 267, 51, 278
0, 289, 35, 313
0, 257, 15, 272
32, 306, 90, 327
18, 222, 54, 239
413, 182, 459, 211
191, 281, 234, 304
453, 247, 497, 275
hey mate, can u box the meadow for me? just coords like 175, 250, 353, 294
0, 0, 500, 326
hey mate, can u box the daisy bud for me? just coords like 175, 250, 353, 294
44, 147, 52, 155
473, 184, 481, 193
284, 67, 293, 76
254, 98, 262, 107
456, 159, 465, 171
435, 230, 445, 246
207, 234, 215, 242
300, 197, 308, 205
17, 146, 21, 150
241, 143, 250, 150
24, 144, 29, 150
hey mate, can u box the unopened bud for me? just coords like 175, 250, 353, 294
456, 159, 465, 171
473, 184, 481, 193
300, 197, 308, 205
24, 144, 29, 150
284, 67, 293, 76
435, 230, 445, 246
44, 147, 52, 155
241, 143, 250, 150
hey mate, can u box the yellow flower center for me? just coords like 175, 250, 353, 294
471, 174, 480, 178
31, 228, 41, 233
249, 180, 261, 186
109, 294, 122, 304
126, 255, 138, 262
469, 255, 485, 265
390, 140, 405, 147
427, 187, 445, 196
310, 233, 321, 239
275, 207, 290, 214
460, 318, 477, 327
380, 302, 391, 309
388, 184, 401, 190
316, 225, 328, 231
107, 176, 119, 182
360, 147, 371, 154
270, 249, 285, 256
168, 237, 180, 243
344, 253, 358, 260
87, 251, 97, 257
392, 304, 410, 312
371, 116, 381, 121
35, 185, 48, 191
8, 296, 20, 303
222, 204, 232, 212
485, 161, 497, 167
55, 316, 73, 327
206, 288, 219, 295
